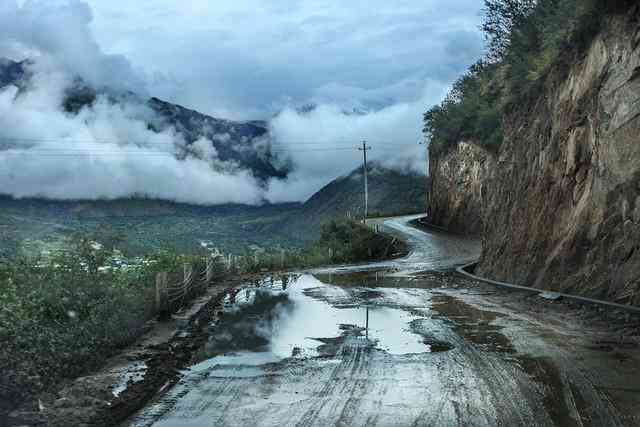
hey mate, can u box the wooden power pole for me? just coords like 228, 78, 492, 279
358, 141, 371, 223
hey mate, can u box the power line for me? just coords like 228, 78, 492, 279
0, 147, 365, 155
0, 150, 415, 158
0, 135, 422, 158
0, 136, 417, 148
0, 136, 387, 143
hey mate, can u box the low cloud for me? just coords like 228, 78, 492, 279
0, 65, 262, 204
0, 0, 483, 205
84, 0, 484, 119
0, 0, 145, 93
0, 0, 265, 205
265, 82, 444, 202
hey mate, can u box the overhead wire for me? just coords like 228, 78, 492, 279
0, 136, 417, 147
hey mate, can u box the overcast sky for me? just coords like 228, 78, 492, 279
84, 0, 485, 120
1, 0, 485, 203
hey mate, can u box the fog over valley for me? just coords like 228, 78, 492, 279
0, 0, 483, 204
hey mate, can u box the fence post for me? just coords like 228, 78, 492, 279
183, 263, 192, 298
155, 272, 168, 319
206, 257, 213, 284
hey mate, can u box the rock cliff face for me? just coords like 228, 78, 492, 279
431, 6, 640, 304
428, 142, 494, 235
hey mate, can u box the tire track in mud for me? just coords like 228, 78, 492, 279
128, 216, 640, 426
295, 338, 371, 426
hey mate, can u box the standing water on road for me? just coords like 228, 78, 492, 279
128, 217, 640, 427
128, 270, 544, 427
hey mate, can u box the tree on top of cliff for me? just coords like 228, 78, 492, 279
482, 0, 536, 62
423, 61, 502, 156
424, 0, 624, 155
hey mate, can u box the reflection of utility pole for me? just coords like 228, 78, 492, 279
365, 306, 369, 339
358, 141, 371, 223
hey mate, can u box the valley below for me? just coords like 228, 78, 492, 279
0, 163, 426, 258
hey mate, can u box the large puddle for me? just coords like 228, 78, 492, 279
129, 271, 556, 427
191, 273, 440, 370
182, 270, 520, 376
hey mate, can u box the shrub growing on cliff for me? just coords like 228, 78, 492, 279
424, 61, 503, 155
424, 0, 619, 153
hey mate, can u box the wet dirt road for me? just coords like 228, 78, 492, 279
128, 216, 640, 427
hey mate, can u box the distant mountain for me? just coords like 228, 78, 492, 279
276, 163, 428, 240
0, 59, 427, 255
147, 97, 287, 181
0, 58, 29, 88
0, 163, 426, 256
0, 196, 299, 220
290, 102, 378, 117
0, 58, 289, 182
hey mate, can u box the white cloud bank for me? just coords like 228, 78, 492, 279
266, 82, 446, 202
0, 0, 483, 205
0, 63, 263, 204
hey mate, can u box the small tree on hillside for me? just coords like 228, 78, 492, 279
482, 0, 537, 61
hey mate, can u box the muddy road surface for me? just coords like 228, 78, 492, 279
128, 216, 640, 426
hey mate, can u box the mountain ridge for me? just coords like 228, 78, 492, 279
0, 58, 289, 182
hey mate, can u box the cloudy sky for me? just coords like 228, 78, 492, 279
85, 0, 484, 119
0, 0, 485, 204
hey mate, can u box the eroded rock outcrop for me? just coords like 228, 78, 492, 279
430, 6, 640, 304
428, 142, 495, 235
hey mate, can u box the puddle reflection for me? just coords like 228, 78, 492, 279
195, 273, 438, 367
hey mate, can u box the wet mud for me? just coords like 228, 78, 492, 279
124, 216, 640, 427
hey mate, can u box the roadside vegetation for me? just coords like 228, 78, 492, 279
424, 0, 631, 155
235, 219, 406, 272
0, 218, 401, 409
0, 233, 212, 409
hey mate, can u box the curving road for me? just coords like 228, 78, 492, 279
311, 215, 481, 275
129, 216, 640, 427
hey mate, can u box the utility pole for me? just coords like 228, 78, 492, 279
419, 139, 430, 214
358, 141, 371, 223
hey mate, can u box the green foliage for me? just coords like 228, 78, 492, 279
238, 219, 404, 272
0, 197, 302, 259
499, 0, 608, 93
0, 234, 213, 402
424, 0, 617, 154
424, 61, 503, 155
482, 0, 537, 62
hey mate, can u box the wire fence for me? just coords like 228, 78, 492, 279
155, 253, 228, 318
152, 248, 288, 318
